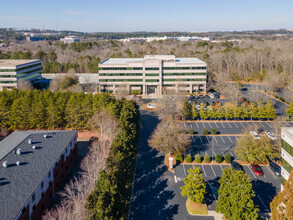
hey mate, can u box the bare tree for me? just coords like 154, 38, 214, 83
17, 78, 33, 90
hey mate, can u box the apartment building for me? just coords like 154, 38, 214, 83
98, 55, 207, 95
0, 59, 42, 91
0, 130, 78, 220
281, 127, 293, 190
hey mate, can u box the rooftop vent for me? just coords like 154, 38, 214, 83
43, 134, 47, 138
32, 145, 37, 150
16, 161, 21, 166
28, 139, 32, 144
2, 161, 8, 168
16, 149, 22, 155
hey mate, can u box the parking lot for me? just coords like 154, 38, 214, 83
174, 164, 280, 213
180, 121, 293, 135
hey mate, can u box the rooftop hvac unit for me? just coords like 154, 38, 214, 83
28, 139, 32, 144
16, 149, 22, 155
32, 145, 37, 150
16, 161, 21, 166
2, 161, 8, 168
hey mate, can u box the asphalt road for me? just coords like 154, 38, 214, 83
128, 110, 214, 220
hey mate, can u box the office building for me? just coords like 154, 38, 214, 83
98, 55, 207, 95
26, 36, 45, 42
0, 130, 78, 220
281, 127, 293, 190
60, 36, 80, 44
0, 60, 42, 91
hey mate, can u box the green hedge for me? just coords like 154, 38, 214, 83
194, 154, 201, 163
185, 154, 192, 163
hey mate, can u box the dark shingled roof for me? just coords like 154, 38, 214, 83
0, 130, 77, 220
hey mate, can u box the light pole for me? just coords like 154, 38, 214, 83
212, 134, 214, 162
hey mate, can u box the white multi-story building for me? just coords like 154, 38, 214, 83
281, 127, 293, 190
60, 36, 80, 44
98, 55, 207, 95
0, 59, 42, 91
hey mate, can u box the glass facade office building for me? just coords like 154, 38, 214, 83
98, 55, 207, 95
281, 127, 293, 189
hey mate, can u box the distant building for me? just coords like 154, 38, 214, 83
60, 36, 80, 44
98, 55, 207, 95
281, 127, 293, 190
0, 130, 78, 220
0, 60, 42, 91
26, 36, 45, 42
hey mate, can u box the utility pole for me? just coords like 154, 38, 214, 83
212, 134, 214, 162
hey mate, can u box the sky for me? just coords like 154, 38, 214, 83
0, 0, 293, 32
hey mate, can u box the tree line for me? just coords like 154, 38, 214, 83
183, 100, 276, 120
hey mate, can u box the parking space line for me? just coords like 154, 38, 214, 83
228, 136, 233, 143
263, 173, 267, 179
220, 164, 223, 171
239, 122, 245, 128
266, 166, 277, 179
208, 122, 212, 128
202, 122, 206, 128
220, 136, 225, 143
201, 165, 207, 177
210, 165, 217, 177
221, 122, 225, 128
221, 152, 225, 157
259, 122, 266, 129
206, 136, 211, 144
233, 122, 238, 128
229, 151, 233, 157
214, 122, 219, 128
227, 123, 232, 128
183, 164, 187, 176
208, 183, 217, 201
269, 196, 273, 201
265, 122, 272, 128
199, 136, 203, 143
258, 195, 269, 212
213, 136, 218, 143
248, 166, 256, 178
196, 122, 199, 129
245, 122, 250, 126
174, 175, 177, 183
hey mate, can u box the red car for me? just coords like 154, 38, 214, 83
251, 164, 263, 176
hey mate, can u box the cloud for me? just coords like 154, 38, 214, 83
61, 9, 95, 15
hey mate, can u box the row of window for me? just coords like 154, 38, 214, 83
100, 78, 205, 82
0, 75, 16, 78
281, 176, 287, 186
145, 73, 159, 76
0, 63, 41, 72
282, 140, 293, 157
145, 67, 159, 70
163, 78, 206, 82
163, 66, 206, 70
281, 157, 293, 174
0, 81, 16, 84
163, 72, 206, 76
99, 67, 143, 70
99, 73, 143, 76
0, 69, 15, 72
17, 68, 42, 77
145, 79, 159, 82
100, 79, 143, 82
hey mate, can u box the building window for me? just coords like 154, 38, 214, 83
281, 176, 287, 186
145, 67, 159, 70
281, 158, 293, 174
32, 193, 35, 202
282, 140, 293, 157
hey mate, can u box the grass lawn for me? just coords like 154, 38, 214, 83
186, 198, 208, 215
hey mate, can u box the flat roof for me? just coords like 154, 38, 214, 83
0, 60, 41, 68
0, 130, 77, 219
100, 55, 205, 65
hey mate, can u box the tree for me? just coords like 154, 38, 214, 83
224, 153, 231, 163
234, 134, 279, 163
287, 102, 293, 120
148, 116, 191, 154
192, 102, 198, 119
181, 166, 206, 204
204, 153, 211, 163
215, 154, 222, 163
216, 168, 259, 220
183, 99, 192, 119
270, 170, 293, 220
17, 78, 33, 90
203, 128, 209, 135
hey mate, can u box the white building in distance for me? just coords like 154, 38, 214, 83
60, 36, 80, 44
0, 60, 42, 91
98, 55, 207, 95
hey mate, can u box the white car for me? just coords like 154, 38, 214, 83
265, 131, 277, 140
196, 104, 201, 110
250, 131, 261, 139
209, 93, 215, 99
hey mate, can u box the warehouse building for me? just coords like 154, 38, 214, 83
98, 55, 207, 95
0, 130, 77, 220
281, 127, 293, 190
0, 59, 42, 91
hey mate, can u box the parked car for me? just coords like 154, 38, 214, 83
250, 131, 261, 139
194, 95, 199, 99
189, 95, 195, 99
205, 95, 210, 99
265, 131, 277, 140
231, 161, 243, 171
199, 95, 204, 99
269, 161, 281, 176
209, 93, 215, 99
251, 164, 263, 176
196, 104, 201, 110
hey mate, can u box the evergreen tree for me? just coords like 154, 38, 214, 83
265, 100, 276, 120
192, 102, 198, 119
286, 102, 293, 120
199, 103, 208, 119
183, 100, 192, 119
181, 166, 206, 204
216, 168, 259, 220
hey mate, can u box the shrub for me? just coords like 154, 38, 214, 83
224, 153, 231, 163
216, 154, 222, 163
204, 154, 211, 163
211, 128, 217, 135
279, 96, 286, 102
185, 154, 192, 163
203, 128, 209, 135
188, 129, 194, 135
194, 154, 201, 163
175, 154, 183, 164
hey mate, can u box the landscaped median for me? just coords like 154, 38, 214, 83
186, 198, 208, 215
